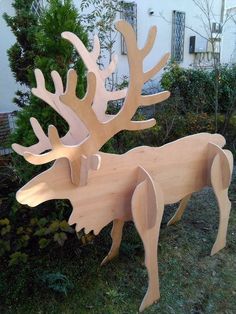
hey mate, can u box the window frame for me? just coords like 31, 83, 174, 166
31, 0, 44, 17
120, 1, 137, 55
171, 10, 186, 62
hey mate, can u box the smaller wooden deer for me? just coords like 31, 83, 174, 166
14, 21, 233, 312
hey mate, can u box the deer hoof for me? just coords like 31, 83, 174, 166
100, 255, 110, 266
100, 251, 119, 266
139, 289, 160, 312
167, 215, 180, 226
211, 240, 226, 256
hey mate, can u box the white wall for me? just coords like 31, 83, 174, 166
76, 0, 223, 83
225, 0, 236, 8
221, 0, 236, 64
0, 0, 19, 112
0, 0, 228, 114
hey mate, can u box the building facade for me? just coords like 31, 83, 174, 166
221, 0, 236, 63
0, 0, 235, 116
0, 0, 19, 113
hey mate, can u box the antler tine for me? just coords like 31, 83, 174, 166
61, 70, 100, 135
126, 119, 157, 130
90, 34, 100, 60
139, 25, 170, 82
101, 54, 118, 80
62, 69, 77, 101
62, 31, 127, 118
23, 124, 73, 165
48, 125, 62, 148
144, 53, 170, 82
32, 69, 51, 104
60, 69, 96, 111
115, 21, 138, 67
141, 91, 170, 106
62, 31, 98, 72
140, 26, 157, 58
51, 70, 64, 95
12, 117, 50, 155
32, 69, 64, 104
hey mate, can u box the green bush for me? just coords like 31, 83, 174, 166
1, 0, 88, 265
38, 271, 74, 295
0, 160, 75, 264
161, 62, 236, 116
161, 62, 236, 147
161, 62, 215, 114
102, 103, 216, 155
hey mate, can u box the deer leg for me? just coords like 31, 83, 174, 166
132, 166, 164, 312
211, 187, 231, 256
101, 219, 125, 266
210, 150, 233, 256
167, 194, 191, 226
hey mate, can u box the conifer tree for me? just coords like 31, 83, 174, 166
0, 1, 89, 261
3, 0, 39, 107
7, 0, 88, 182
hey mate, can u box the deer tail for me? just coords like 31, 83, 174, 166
210, 134, 226, 148
209, 143, 233, 190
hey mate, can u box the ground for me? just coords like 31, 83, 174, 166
1, 170, 235, 314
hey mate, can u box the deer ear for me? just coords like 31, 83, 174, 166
132, 166, 158, 230
90, 154, 101, 170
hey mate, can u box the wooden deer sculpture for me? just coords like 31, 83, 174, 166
14, 21, 233, 312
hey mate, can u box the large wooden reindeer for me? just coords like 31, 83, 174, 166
14, 21, 233, 312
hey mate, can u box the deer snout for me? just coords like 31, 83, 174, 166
16, 182, 49, 207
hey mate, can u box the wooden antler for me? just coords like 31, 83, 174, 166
61, 21, 170, 136
12, 69, 89, 156
12, 32, 126, 157
62, 32, 127, 120
21, 20, 170, 185
23, 71, 96, 185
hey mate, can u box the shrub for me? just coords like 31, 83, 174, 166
161, 62, 236, 147
1, 0, 88, 265
38, 272, 74, 295
0, 159, 75, 264
161, 62, 215, 114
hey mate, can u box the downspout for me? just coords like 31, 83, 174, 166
220, 0, 225, 23
219, 0, 225, 64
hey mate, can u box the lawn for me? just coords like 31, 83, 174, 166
1, 169, 235, 314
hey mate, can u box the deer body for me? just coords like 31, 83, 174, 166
16, 132, 229, 217
16, 132, 233, 311
13, 21, 233, 312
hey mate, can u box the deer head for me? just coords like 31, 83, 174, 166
14, 20, 170, 186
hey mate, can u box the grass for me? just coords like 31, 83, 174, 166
1, 170, 235, 314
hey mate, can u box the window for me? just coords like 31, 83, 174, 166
212, 22, 222, 34
172, 10, 185, 62
0, 112, 16, 156
120, 2, 137, 54
31, 0, 44, 17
